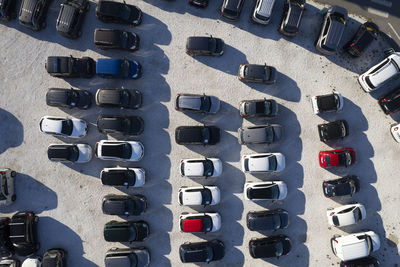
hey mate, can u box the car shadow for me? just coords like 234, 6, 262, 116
0, 108, 23, 155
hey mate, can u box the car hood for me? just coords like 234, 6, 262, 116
134, 169, 145, 187
210, 158, 222, 177
275, 153, 285, 172
210, 213, 221, 232
369, 59, 399, 88
208, 96, 221, 113
129, 142, 144, 161
277, 182, 287, 200
368, 231, 381, 252
210, 187, 221, 205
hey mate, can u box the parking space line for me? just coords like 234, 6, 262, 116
388, 22, 400, 41
370, 0, 392, 8
367, 7, 389, 18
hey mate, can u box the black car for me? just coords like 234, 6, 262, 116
0, 217, 14, 258
95, 89, 142, 109
100, 167, 145, 187
238, 124, 283, 145
239, 99, 278, 118
189, 0, 208, 8
0, 0, 17, 21
247, 209, 289, 231
323, 175, 359, 198
175, 126, 220, 145
9, 212, 39, 257
94, 28, 140, 51
45, 56, 95, 78
221, 0, 244, 20
105, 247, 150, 267
249, 235, 292, 259
379, 87, 400, 114
312, 91, 343, 114
340, 256, 380, 267
42, 248, 67, 267
318, 120, 348, 142
46, 88, 92, 109
279, 0, 306, 36
175, 94, 220, 114
186, 36, 225, 56
18, 0, 51, 30
56, 0, 89, 39
47, 144, 92, 163
345, 22, 379, 57
238, 64, 277, 84
97, 115, 144, 136
179, 240, 225, 263
104, 220, 149, 242
102, 194, 147, 216
96, 0, 142, 26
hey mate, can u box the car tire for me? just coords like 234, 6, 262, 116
11, 171, 16, 177
11, 195, 16, 201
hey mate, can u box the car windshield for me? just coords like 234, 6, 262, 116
273, 214, 281, 229
325, 154, 331, 166
126, 198, 136, 214
61, 120, 73, 135
203, 160, 214, 176
265, 101, 271, 114
208, 38, 217, 53
353, 207, 361, 222
120, 90, 131, 106
68, 146, 80, 161
268, 156, 277, 171
120, 60, 130, 77
121, 144, 132, 159
244, 158, 249, 171
200, 96, 211, 112
202, 216, 213, 232
120, 4, 131, 20
69, 90, 80, 105
274, 241, 284, 257
121, 118, 131, 133
121, 31, 129, 48
337, 153, 347, 166
201, 189, 212, 205
201, 128, 210, 144
334, 94, 340, 108
205, 246, 214, 262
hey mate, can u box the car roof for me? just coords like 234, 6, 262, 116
103, 199, 126, 214
338, 237, 369, 260
324, 122, 342, 138
95, 29, 121, 44
247, 155, 270, 171
187, 37, 209, 50
285, 1, 304, 28
47, 88, 70, 104
182, 190, 203, 205
183, 218, 203, 232
250, 213, 276, 229
324, 14, 345, 49
105, 255, 134, 267
178, 95, 202, 110
96, 58, 121, 75
183, 247, 209, 262
246, 65, 265, 78
225, 0, 242, 10
257, 0, 275, 16
19, 0, 38, 22
249, 185, 277, 199
47, 57, 70, 74
317, 94, 337, 110
41, 118, 63, 133
101, 143, 127, 157
48, 145, 71, 160
97, 89, 121, 104
102, 169, 135, 185
369, 58, 399, 87
105, 225, 132, 242
331, 182, 351, 195
242, 127, 271, 143
98, 0, 122, 15
98, 117, 123, 131
177, 127, 203, 143
57, 4, 78, 32
184, 161, 204, 176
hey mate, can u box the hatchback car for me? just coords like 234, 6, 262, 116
247, 209, 289, 231
179, 213, 221, 233
186, 36, 225, 56
331, 231, 380, 262
0, 259, 20, 267
244, 181, 287, 201
0, 0, 17, 21
47, 144, 92, 163
316, 6, 347, 55
221, 0, 244, 20
175, 126, 220, 145
318, 120, 348, 142
39, 116, 87, 138
95, 89, 142, 109
238, 124, 283, 144
0, 169, 16, 206
22, 257, 41, 267
96, 58, 141, 79
0, 217, 14, 258
102, 194, 147, 216
242, 153, 285, 173
188, 0, 208, 8
378, 87, 400, 114
18, 0, 51, 30
179, 158, 222, 178
358, 52, 400, 92
327, 203, 366, 227
340, 256, 380, 267
323, 176, 359, 198
56, 0, 89, 39
45, 56, 95, 78
9, 212, 39, 257
100, 167, 145, 187
252, 0, 275, 25
94, 28, 140, 51
175, 94, 220, 114
95, 140, 144, 162
46, 88, 92, 109
311, 91, 343, 114
239, 99, 278, 118
319, 148, 356, 168
345, 22, 379, 57
279, 0, 306, 36
249, 235, 292, 259
178, 186, 220, 206
96, 0, 142, 25
238, 64, 277, 84
105, 247, 150, 267
390, 123, 400, 142
97, 115, 144, 136
179, 240, 225, 263
42, 249, 66, 267
104, 220, 149, 242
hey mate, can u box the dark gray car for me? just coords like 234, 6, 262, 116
95, 89, 142, 109
239, 99, 278, 118
105, 247, 150, 267
175, 94, 220, 114
247, 209, 289, 231
102, 194, 147, 216
104, 220, 149, 242
238, 64, 277, 84
238, 124, 283, 144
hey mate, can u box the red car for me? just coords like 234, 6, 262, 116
319, 148, 356, 168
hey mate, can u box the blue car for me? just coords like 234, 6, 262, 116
96, 58, 141, 79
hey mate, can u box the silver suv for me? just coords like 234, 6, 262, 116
252, 0, 275, 24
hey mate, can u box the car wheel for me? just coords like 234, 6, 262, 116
11, 171, 16, 177
11, 195, 16, 201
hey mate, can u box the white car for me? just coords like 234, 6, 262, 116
179, 158, 222, 178
244, 181, 287, 201
311, 91, 343, 114
0, 169, 16, 206
241, 153, 285, 173
95, 140, 144, 161
39, 116, 87, 138
179, 212, 221, 233
100, 167, 145, 187
358, 52, 400, 92
326, 203, 366, 227
391, 123, 400, 142
331, 231, 380, 261
47, 144, 93, 163
22, 258, 41, 267
178, 186, 220, 206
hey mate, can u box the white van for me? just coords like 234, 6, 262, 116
252, 0, 275, 24
331, 231, 380, 261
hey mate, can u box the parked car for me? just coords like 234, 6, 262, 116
102, 194, 147, 216
100, 167, 145, 187
105, 247, 150, 267
95, 140, 144, 162
97, 115, 144, 135
0, 259, 20, 267
319, 148, 356, 168
358, 52, 400, 92
95, 89, 142, 109
242, 153, 285, 173
239, 99, 278, 118
185, 36, 225, 56
279, 0, 306, 36
39, 116, 87, 138
379, 87, 400, 114
340, 256, 380, 267
9, 212, 39, 257
323, 175, 359, 198
345, 22, 379, 57
96, 0, 142, 25
249, 235, 292, 259
331, 231, 380, 261
94, 28, 140, 51
179, 213, 221, 233
188, 0, 208, 8
46, 88, 92, 109
252, 0, 275, 25
0, 169, 16, 206
318, 120, 348, 142
104, 220, 149, 242
390, 123, 400, 142
0, 0, 17, 21
18, 0, 51, 30
244, 181, 287, 201
47, 144, 92, 163
178, 186, 220, 206
56, 0, 89, 38
45, 56, 95, 78
238, 64, 277, 84
220, 0, 244, 20
96, 58, 141, 79
42, 249, 66, 267
179, 240, 225, 263
316, 6, 348, 55
327, 203, 366, 227
0, 217, 14, 258
179, 158, 222, 178
311, 91, 343, 114
175, 94, 220, 114
238, 124, 283, 144
175, 126, 220, 145
22, 257, 41, 267
247, 209, 289, 231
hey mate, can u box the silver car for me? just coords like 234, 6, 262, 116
0, 169, 16, 206
238, 124, 283, 144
